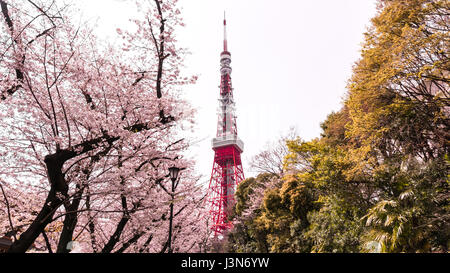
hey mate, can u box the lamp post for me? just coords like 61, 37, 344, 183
169, 167, 180, 183
167, 166, 180, 253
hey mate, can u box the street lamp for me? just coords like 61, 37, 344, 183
168, 166, 180, 183
167, 166, 180, 253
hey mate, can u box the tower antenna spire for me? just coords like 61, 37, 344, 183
223, 11, 228, 52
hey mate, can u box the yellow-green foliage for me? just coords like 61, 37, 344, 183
227, 0, 448, 253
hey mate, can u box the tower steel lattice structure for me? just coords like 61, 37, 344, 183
207, 14, 245, 236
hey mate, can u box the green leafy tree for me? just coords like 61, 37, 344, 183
226, 0, 448, 253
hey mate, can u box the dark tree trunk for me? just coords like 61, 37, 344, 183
85, 188, 98, 252
115, 233, 144, 253
101, 182, 138, 254
138, 234, 153, 253
56, 184, 84, 253
101, 216, 130, 253
8, 152, 70, 253
41, 231, 53, 253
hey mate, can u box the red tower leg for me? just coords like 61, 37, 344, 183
208, 146, 245, 235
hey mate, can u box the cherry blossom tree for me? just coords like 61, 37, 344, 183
0, 0, 207, 253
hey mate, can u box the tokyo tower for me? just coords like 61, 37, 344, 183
207, 14, 245, 236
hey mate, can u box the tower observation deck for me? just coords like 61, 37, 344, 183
207, 13, 245, 236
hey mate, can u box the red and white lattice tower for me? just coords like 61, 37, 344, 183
207, 14, 245, 236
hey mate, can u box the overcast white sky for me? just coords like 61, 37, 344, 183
76, 0, 378, 182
